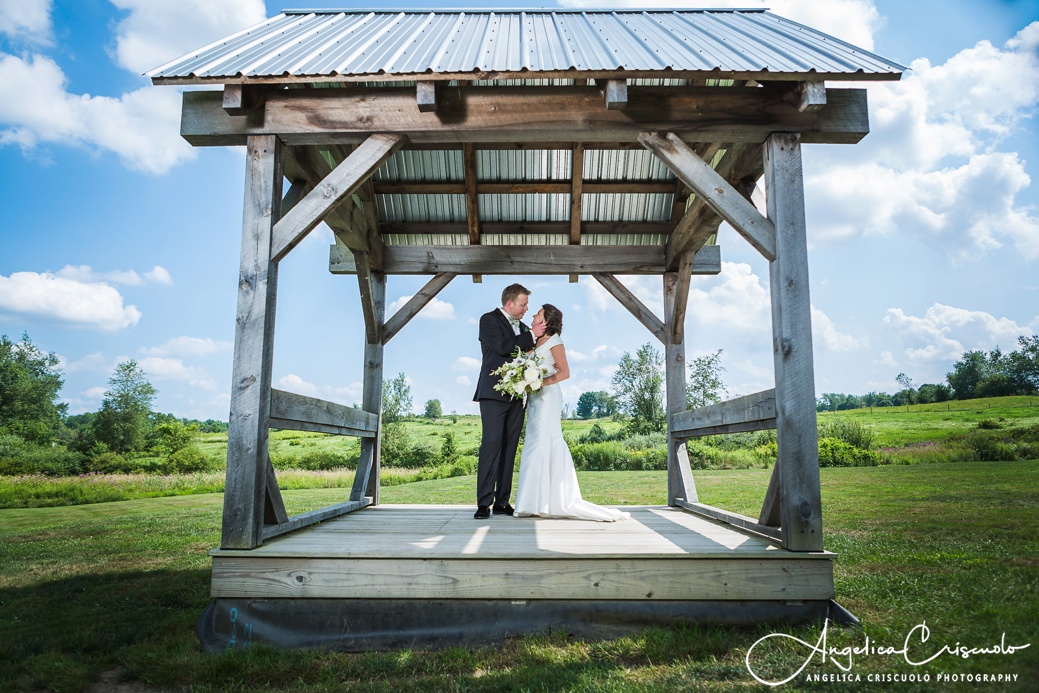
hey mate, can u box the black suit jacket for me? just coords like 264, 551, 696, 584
473, 309, 537, 402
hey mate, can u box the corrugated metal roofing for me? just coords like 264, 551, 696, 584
148, 9, 904, 83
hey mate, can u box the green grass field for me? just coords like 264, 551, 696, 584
1, 461, 1037, 692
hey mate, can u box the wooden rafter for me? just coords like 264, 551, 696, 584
592, 273, 667, 343
382, 272, 457, 344
569, 143, 584, 246
463, 142, 481, 245
331, 245, 722, 277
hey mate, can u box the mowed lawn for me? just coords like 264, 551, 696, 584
1, 461, 1037, 691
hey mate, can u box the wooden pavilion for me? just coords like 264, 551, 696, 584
150, 9, 904, 650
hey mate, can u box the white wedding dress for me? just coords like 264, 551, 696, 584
514, 335, 630, 522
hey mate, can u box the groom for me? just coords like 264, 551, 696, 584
472, 283, 545, 519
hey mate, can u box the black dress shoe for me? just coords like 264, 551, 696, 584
473, 506, 490, 519
492, 504, 515, 516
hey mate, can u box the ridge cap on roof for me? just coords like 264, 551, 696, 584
280, 7, 769, 14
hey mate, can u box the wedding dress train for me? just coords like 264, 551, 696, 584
514, 335, 630, 522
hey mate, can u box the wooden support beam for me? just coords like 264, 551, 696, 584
669, 250, 694, 343
463, 142, 481, 245
332, 244, 722, 276
640, 131, 776, 261
280, 180, 311, 217
270, 134, 405, 261
759, 463, 782, 527
674, 499, 783, 542
269, 388, 378, 437
382, 272, 457, 344
261, 499, 371, 542
665, 143, 762, 268
180, 86, 871, 146
604, 79, 628, 110
664, 272, 697, 506
377, 221, 672, 236
782, 81, 827, 113
592, 273, 666, 343
765, 132, 823, 552
264, 463, 288, 525
416, 81, 439, 113
222, 84, 266, 116
672, 389, 777, 438
570, 143, 584, 245
352, 273, 386, 504
372, 180, 677, 195
221, 135, 282, 550
354, 251, 381, 344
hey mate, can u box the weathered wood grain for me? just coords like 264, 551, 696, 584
765, 133, 824, 552
270, 134, 405, 261
640, 132, 776, 261
664, 272, 697, 506
570, 143, 585, 244
180, 86, 870, 146
674, 500, 783, 542
269, 388, 378, 437
260, 499, 371, 542
672, 389, 777, 438
604, 79, 628, 110
351, 273, 385, 504
222, 135, 282, 550
463, 142, 480, 245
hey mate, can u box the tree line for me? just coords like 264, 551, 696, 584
818, 335, 1039, 411
1, 333, 226, 475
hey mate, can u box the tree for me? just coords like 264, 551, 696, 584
1008, 335, 1039, 394
895, 372, 917, 405
91, 360, 157, 454
686, 349, 727, 408
0, 333, 67, 444
610, 343, 666, 434
946, 350, 987, 399
382, 372, 413, 423
575, 391, 617, 419
423, 398, 442, 419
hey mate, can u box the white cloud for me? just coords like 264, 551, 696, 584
387, 295, 456, 320
55, 264, 173, 286
0, 271, 141, 331
141, 336, 231, 358
455, 375, 472, 387
144, 266, 173, 285
0, 53, 194, 174
0, 0, 52, 45
811, 306, 862, 352
275, 373, 363, 405
452, 356, 481, 371
689, 262, 771, 334
806, 23, 1039, 259
138, 356, 217, 390
61, 352, 109, 373
554, 0, 881, 50
112, 0, 267, 75
882, 303, 1036, 363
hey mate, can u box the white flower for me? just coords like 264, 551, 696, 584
530, 379, 542, 391
524, 366, 539, 383
513, 382, 527, 395
507, 369, 517, 378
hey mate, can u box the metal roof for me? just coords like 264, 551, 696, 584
148, 9, 905, 84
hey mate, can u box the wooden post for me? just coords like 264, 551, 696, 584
664, 272, 697, 506
222, 135, 283, 549
351, 272, 386, 504
764, 133, 823, 551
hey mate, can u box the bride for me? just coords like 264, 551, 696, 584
514, 304, 629, 522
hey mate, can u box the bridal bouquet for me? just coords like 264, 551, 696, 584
491, 348, 550, 399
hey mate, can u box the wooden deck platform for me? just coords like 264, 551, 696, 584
210, 505, 834, 602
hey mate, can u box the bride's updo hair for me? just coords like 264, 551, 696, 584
542, 304, 563, 336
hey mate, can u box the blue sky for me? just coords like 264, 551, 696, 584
1, 0, 1037, 421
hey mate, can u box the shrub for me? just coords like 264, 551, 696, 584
976, 419, 1004, 430
964, 431, 1017, 461
817, 437, 880, 467
818, 418, 875, 450
164, 446, 217, 474
0, 443, 86, 476
85, 451, 137, 474
621, 431, 667, 450
579, 423, 617, 444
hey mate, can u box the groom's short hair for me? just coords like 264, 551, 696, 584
501, 283, 530, 306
